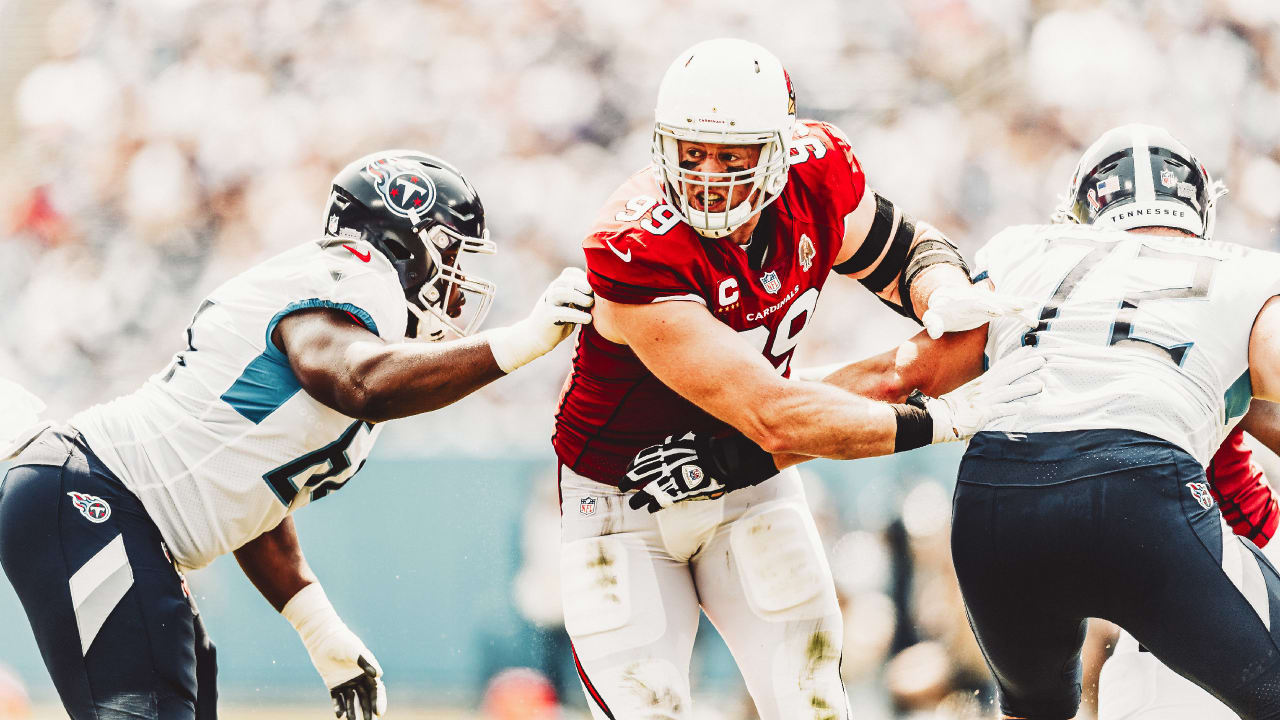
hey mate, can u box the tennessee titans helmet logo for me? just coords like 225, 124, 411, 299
363, 158, 438, 220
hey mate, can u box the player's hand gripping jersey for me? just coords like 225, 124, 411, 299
553, 121, 865, 483
70, 239, 405, 570
976, 224, 1280, 466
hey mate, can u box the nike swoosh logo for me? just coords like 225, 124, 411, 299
344, 245, 372, 263
604, 239, 631, 263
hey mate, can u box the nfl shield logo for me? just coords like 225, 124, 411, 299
760, 271, 782, 294
1161, 169, 1177, 189
681, 464, 706, 489
579, 496, 597, 516
1186, 482, 1215, 510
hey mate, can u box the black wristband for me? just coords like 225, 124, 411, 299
891, 395, 933, 452
702, 433, 778, 489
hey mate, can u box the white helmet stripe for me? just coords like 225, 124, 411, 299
1131, 125, 1155, 205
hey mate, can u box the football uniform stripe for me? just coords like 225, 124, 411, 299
571, 642, 616, 720
68, 534, 134, 655
221, 298, 378, 424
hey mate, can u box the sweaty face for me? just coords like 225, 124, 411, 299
676, 141, 764, 213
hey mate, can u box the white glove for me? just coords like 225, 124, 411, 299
282, 583, 387, 719
921, 283, 1038, 339
486, 267, 594, 373
924, 352, 1046, 442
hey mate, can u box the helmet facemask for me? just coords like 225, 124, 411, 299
651, 127, 790, 239
651, 39, 797, 239
409, 224, 496, 341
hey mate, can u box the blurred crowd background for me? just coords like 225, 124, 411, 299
2, 0, 1280, 717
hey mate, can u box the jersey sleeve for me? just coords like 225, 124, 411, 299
973, 225, 1048, 287
269, 240, 408, 349
585, 227, 706, 305
802, 121, 867, 221
1208, 427, 1279, 548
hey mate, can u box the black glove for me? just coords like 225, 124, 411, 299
330, 656, 382, 720
622, 431, 777, 512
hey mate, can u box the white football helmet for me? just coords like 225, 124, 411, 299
651, 38, 796, 239
1054, 123, 1227, 240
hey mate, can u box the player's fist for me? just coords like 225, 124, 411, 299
921, 283, 1037, 339
622, 431, 778, 512
623, 432, 728, 512
487, 267, 594, 373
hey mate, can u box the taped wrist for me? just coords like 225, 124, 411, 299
282, 583, 343, 641
896, 236, 970, 323
891, 391, 934, 452
283, 583, 361, 689
699, 433, 778, 489
485, 323, 537, 374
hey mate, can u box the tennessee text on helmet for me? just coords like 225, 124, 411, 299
1054, 123, 1227, 240
324, 150, 497, 340
651, 38, 796, 239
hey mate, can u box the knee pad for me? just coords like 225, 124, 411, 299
768, 622, 848, 720
591, 658, 691, 720
730, 504, 831, 616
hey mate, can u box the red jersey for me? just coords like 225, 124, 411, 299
553, 121, 867, 484
1208, 427, 1279, 548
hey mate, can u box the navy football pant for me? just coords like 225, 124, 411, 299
952, 429, 1280, 720
0, 428, 216, 719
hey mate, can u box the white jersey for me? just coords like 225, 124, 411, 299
71, 239, 406, 570
977, 224, 1280, 466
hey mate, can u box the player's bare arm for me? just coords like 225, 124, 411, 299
275, 308, 504, 422
1251, 296, 1280, 403
834, 191, 968, 311
233, 516, 319, 611
834, 190, 1033, 337
819, 326, 988, 402
596, 295, 1037, 462
276, 268, 592, 423
612, 293, 1038, 510
594, 296, 896, 457
1239, 398, 1280, 452
235, 517, 385, 719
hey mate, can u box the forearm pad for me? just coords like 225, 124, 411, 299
897, 235, 970, 322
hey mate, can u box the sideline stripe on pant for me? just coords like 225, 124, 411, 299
571, 642, 615, 720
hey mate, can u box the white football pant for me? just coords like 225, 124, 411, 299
559, 465, 849, 720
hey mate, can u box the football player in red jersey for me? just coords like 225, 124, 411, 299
551, 38, 1038, 720
632, 124, 1280, 719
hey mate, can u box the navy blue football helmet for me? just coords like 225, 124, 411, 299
324, 150, 495, 340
